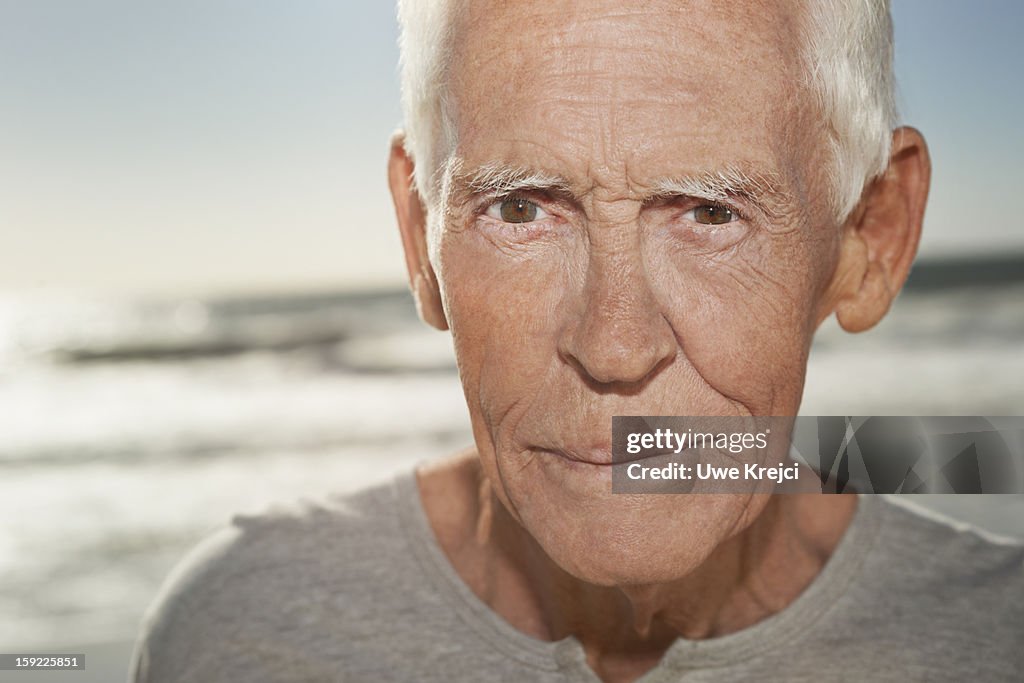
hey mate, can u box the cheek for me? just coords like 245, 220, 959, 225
646, 229, 825, 412
437, 229, 579, 430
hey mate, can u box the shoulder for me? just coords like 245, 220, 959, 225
130, 474, 416, 683
847, 496, 1024, 665
872, 496, 1024, 589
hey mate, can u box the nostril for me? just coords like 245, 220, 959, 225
560, 324, 677, 389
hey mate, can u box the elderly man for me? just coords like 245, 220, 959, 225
132, 1, 1024, 681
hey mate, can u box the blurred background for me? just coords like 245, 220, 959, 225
1, 1, 1022, 681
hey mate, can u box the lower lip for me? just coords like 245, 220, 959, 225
536, 445, 706, 484
529, 451, 615, 491
534, 448, 688, 483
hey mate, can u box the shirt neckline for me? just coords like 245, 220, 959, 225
393, 466, 883, 681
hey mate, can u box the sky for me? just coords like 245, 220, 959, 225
1, 0, 1022, 296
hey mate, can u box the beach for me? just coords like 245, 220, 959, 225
1, 260, 1022, 683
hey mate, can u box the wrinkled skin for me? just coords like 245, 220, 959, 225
388, 1, 929, 680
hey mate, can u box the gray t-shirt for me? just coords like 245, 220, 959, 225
130, 469, 1024, 682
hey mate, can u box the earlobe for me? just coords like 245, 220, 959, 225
828, 126, 931, 334
411, 269, 448, 331
387, 132, 449, 331
834, 260, 891, 333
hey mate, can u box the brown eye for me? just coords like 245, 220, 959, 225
499, 197, 539, 223
692, 204, 734, 225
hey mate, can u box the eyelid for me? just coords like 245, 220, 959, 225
663, 197, 746, 223
482, 194, 552, 222
679, 203, 743, 224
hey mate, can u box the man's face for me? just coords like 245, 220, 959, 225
433, 0, 841, 584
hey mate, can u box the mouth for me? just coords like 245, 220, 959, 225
536, 443, 687, 467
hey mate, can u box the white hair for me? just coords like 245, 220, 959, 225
803, 0, 897, 220
396, 0, 897, 223
395, 0, 459, 206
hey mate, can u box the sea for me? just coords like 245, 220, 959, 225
0, 255, 1022, 681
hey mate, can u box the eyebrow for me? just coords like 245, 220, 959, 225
455, 161, 574, 198
448, 161, 789, 216
650, 166, 783, 205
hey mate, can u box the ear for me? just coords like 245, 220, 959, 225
387, 131, 448, 331
826, 127, 931, 333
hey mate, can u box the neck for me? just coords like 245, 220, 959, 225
417, 451, 858, 683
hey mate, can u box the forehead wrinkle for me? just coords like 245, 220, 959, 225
452, 2, 808, 188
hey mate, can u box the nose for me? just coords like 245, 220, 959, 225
558, 247, 677, 387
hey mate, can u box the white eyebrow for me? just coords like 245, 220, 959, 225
457, 162, 573, 197
447, 160, 787, 214
651, 166, 781, 203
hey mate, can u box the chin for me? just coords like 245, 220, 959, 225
513, 487, 756, 587
547, 532, 717, 587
